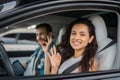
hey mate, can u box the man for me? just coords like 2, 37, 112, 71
23, 23, 54, 76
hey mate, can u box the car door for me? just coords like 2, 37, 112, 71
0, 0, 120, 80
0, 33, 17, 44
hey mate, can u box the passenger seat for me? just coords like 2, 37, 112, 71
56, 27, 66, 45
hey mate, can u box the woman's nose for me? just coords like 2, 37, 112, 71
74, 34, 80, 39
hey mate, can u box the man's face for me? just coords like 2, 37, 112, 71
36, 27, 48, 47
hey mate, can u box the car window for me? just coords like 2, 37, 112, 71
6, 10, 118, 71
0, 1, 120, 79
18, 33, 36, 41
3, 34, 16, 38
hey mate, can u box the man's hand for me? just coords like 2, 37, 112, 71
42, 35, 53, 53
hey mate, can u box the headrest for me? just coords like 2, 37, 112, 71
89, 15, 108, 43
56, 27, 66, 45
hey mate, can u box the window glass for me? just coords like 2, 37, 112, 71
3, 34, 16, 38
18, 33, 36, 41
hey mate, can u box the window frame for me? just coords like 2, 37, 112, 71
0, 0, 120, 80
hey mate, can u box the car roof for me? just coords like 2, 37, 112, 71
0, 28, 36, 37
1, 0, 119, 13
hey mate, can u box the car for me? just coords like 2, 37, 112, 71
0, 28, 38, 51
0, 0, 120, 80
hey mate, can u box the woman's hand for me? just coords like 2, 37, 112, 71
43, 35, 56, 74
48, 45, 61, 68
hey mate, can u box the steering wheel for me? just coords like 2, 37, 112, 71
0, 43, 15, 76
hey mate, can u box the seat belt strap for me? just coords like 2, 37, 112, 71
62, 61, 80, 74
98, 39, 116, 53
62, 39, 116, 74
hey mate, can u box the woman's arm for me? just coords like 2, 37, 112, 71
46, 45, 61, 74
42, 35, 53, 74
44, 52, 51, 74
50, 66, 59, 74
42, 35, 61, 74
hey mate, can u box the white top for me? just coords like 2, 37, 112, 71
24, 49, 43, 76
58, 56, 82, 74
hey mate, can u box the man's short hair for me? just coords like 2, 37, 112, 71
35, 23, 52, 33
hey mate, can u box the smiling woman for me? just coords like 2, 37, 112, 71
0, 0, 120, 80
44, 18, 98, 75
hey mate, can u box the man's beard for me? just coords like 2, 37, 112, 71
38, 39, 47, 47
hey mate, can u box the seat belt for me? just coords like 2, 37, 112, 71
98, 39, 116, 53
62, 39, 116, 74
62, 61, 80, 74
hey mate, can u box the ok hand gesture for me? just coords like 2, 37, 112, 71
48, 45, 61, 68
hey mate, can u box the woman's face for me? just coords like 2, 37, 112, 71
70, 23, 94, 51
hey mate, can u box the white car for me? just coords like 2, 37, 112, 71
0, 28, 38, 51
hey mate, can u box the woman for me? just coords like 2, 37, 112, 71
44, 18, 98, 74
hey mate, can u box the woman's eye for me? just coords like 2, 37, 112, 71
80, 34, 85, 36
71, 32, 76, 35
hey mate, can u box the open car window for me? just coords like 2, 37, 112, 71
0, 0, 120, 80
1, 10, 118, 79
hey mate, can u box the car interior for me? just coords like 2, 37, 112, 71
0, 10, 118, 77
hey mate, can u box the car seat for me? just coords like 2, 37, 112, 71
89, 15, 116, 70
55, 27, 66, 45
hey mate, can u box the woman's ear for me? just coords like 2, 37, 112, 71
89, 36, 94, 43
